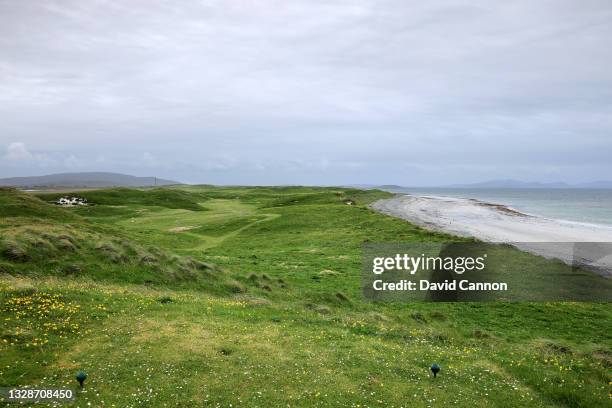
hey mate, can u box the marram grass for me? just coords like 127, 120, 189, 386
0, 186, 610, 407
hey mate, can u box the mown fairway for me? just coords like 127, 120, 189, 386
0, 186, 610, 407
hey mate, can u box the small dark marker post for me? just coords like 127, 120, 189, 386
430, 363, 440, 378
76, 371, 87, 388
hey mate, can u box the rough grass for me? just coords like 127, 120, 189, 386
38, 187, 206, 211
0, 187, 78, 221
0, 190, 233, 292
0, 186, 610, 407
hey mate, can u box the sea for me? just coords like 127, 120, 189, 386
382, 188, 612, 226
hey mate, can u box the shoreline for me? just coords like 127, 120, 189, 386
371, 194, 612, 277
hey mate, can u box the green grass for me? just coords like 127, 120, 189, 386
0, 186, 610, 407
0, 187, 78, 221
39, 187, 207, 211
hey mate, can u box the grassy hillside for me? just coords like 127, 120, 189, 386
0, 186, 610, 407
40, 187, 206, 211
0, 187, 78, 221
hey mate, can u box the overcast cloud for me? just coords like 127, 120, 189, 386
1, 0, 611, 185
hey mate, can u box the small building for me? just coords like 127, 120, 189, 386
55, 196, 88, 206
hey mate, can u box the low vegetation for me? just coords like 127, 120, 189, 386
0, 186, 610, 407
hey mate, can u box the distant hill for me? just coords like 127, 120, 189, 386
576, 181, 612, 189
446, 179, 571, 188
376, 179, 612, 190
0, 172, 180, 188
445, 179, 612, 189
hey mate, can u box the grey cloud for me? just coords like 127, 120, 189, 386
4, 142, 33, 161
1, 1, 611, 185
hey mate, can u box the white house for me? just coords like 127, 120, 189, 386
55, 196, 88, 206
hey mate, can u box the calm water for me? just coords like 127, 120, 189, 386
383, 188, 612, 226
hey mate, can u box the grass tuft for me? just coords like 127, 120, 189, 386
224, 280, 246, 293
410, 312, 428, 324
591, 349, 612, 368
318, 269, 341, 277
62, 264, 82, 275
429, 310, 447, 321
472, 329, 492, 339
56, 238, 77, 252
218, 346, 235, 356
542, 341, 572, 355
334, 292, 350, 302
368, 311, 389, 322
306, 303, 332, 315
139, 254, 158, 265
0, 261, 15, 274
1, 240, 29, 262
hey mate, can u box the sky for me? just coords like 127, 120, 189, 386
1, 0, 611, 185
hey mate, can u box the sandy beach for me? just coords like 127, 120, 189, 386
372, 195, 612, 276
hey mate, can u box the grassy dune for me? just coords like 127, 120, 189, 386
0, 186, 610, 407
